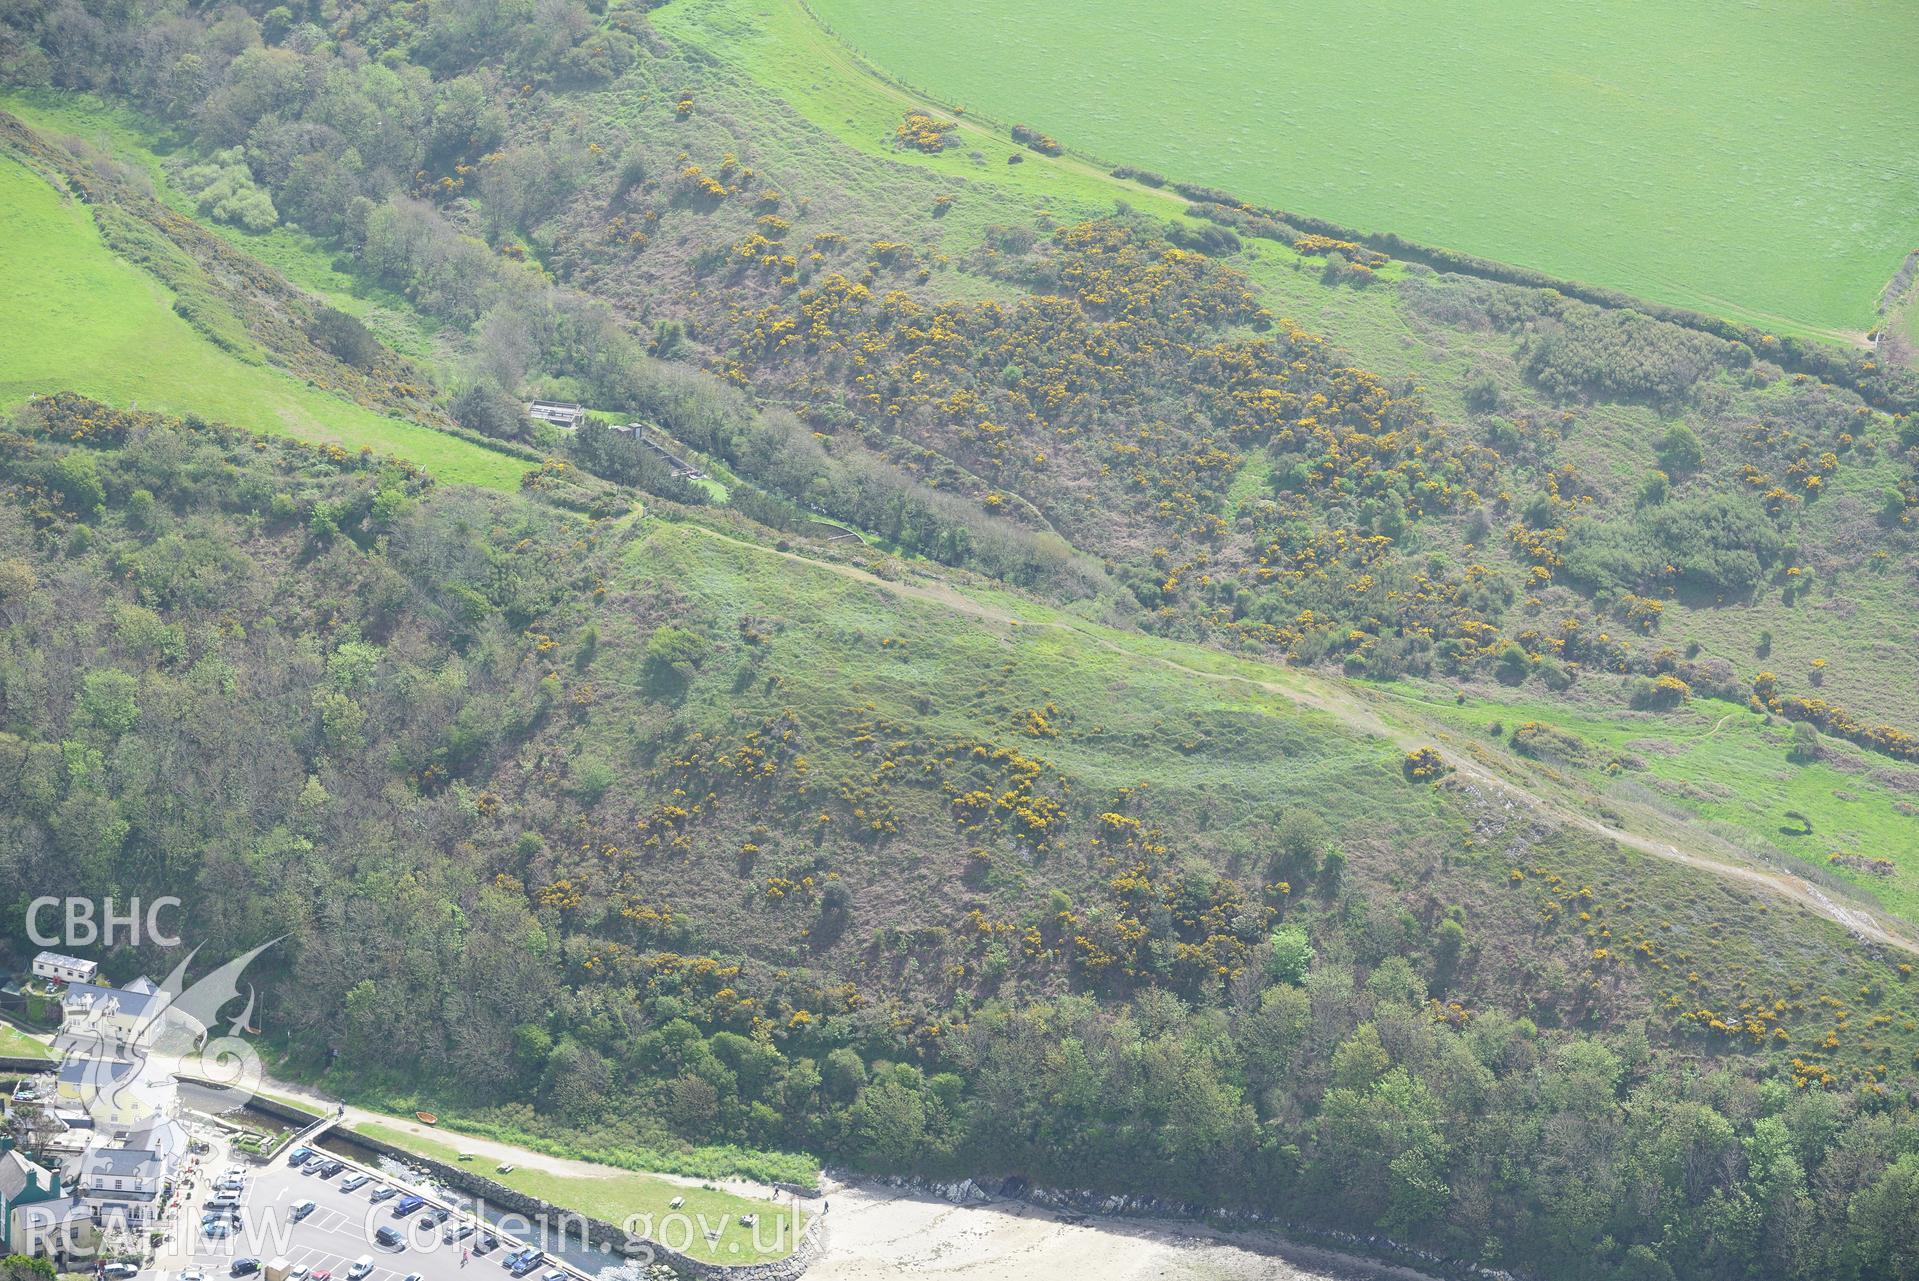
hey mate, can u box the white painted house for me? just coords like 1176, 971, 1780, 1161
74, 1141, 165, 1230
59, 976, 169, 1051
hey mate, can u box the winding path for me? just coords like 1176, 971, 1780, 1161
678, 521, 1919, 956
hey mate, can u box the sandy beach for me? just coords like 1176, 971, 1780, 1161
808, 1176, 1434, 1281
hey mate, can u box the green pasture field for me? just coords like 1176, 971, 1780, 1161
2, 90, 444, 363
749, 0, 1919, 343
648, 0, 1424, 375
0, 152, 528, 490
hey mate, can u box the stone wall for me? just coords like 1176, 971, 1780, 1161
0, 1053, 57, 1072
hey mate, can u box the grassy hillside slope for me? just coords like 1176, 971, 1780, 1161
793, 0, 1919, 339
12, 13, 1918, 930
5, 404, 1919, 1278
0, 151, 528, 491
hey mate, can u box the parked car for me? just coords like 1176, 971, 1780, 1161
421, 1206, 449, 1227
291, 1199, 317, 1221
287, 1148, 314, 1166
318, 1159, 346, 1178
368, 1185, 397, 1202
311, 1270, 331, 1281
443, 1223, 475, 1244
501, 1249, 534, 1270
288, 1267, 310, 1280
392, 1194, 425, 1217
541, 1269, 568, 1281
341, 1173, 370, 1191
346, 1256, 374, 1279
232, 1260, 260, 1277
201, 1221, 231, 1239
509, 1252, 545, 1277
474, 1233, 500, 1254
374, 1226, 405, 1250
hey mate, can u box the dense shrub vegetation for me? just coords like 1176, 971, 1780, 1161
3, 407, 1919, 1281
6, 2, 1919, 1277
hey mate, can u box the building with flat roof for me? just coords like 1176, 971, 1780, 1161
31, 953, 97, 985
526, 400, 586, 429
